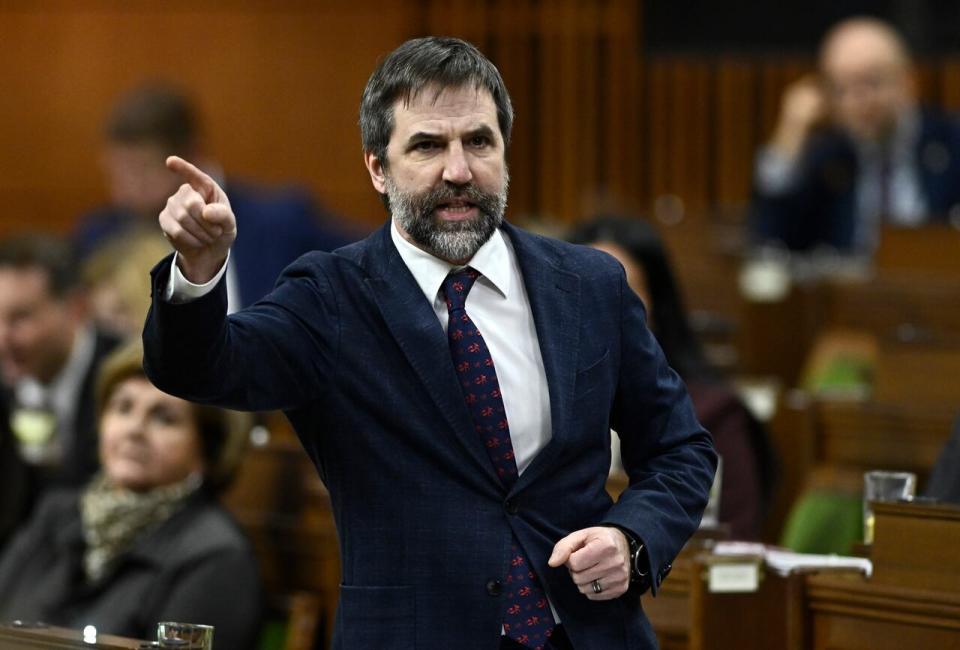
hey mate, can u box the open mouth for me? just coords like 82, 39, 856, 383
434, 199, 478, 221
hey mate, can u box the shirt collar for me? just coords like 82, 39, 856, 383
15, 326, 96, 414
390, 218, 512, 303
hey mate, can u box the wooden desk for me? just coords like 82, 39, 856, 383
0, 624, 145, 649
641, 549, 694, 650
805, 501, 960, 649
694, 562, 806, 650
805, 573, 960, 650
875, 225, 960, 276
646, 502, 960, 650
814, 400, 955, 479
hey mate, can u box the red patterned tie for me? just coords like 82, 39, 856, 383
442, 268, 556, 649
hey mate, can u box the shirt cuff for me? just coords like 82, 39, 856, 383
755, 146, 800, 195
165, 251, 230, 304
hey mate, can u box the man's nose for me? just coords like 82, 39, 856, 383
442, 142, 473, 185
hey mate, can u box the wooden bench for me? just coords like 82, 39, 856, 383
221, 415, 340, 650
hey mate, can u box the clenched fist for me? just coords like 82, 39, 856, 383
159, 156, 237, 284
548, 526, 632, 601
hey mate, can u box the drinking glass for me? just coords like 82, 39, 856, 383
156, 622, 214, 649
863, 470, 916, 544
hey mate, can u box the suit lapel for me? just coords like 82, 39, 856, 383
362, 225, 502, 489
502, 223, 581, 492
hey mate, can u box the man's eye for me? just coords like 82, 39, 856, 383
414, 141, 439, 151
469, 136, 490, 148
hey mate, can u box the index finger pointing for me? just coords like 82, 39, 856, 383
166, 156, 219, 203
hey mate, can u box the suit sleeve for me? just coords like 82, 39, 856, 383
748, 134, 859, 252
600, 268, 717, 595
749, 151, 820, 250
142, 252, 339, 412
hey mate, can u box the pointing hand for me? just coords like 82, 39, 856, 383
159, 156, 237, 284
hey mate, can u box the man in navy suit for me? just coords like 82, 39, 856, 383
143, 37, 716, 649
750, 17, 960, 254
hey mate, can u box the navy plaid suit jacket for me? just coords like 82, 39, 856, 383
143, 221, 716, 650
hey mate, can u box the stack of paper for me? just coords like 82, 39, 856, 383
712, 542, 873, 577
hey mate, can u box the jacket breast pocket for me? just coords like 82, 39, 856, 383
336, 585, 415, 649
575, 347, 610, 402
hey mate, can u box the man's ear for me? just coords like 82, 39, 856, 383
364, 151, 387, 194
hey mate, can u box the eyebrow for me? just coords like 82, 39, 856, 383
405, 124, 498, 148
406, 131, 443, 147
465, 125, 497, 143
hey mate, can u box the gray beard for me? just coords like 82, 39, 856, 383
387, 175, 508, 263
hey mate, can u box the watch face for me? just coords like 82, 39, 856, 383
632, 544, 647, 577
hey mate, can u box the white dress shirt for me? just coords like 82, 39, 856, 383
165, 251, 240, 314
13, 326, 96, 465
389, 221, 552, 474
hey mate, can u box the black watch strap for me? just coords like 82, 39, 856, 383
606, 525, 648, 583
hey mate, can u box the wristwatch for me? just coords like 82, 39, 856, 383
623, 531, 648, 583
605, 525, 648, 583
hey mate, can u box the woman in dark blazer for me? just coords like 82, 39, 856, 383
0, 341, 261, 649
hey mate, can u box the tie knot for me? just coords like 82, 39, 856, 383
442, 268, 480, 312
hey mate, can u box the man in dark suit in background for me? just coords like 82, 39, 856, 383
143, 37, 716, 650
750, 17, 960, 254
0, 234, 120, 538
926, 414, 960, 505
0, 397, 28, 551
75, 81, 354, 310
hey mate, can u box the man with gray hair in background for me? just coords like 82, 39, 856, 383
143, 37, 715, 649
751, 16, 960, 254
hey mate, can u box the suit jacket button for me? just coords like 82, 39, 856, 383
504, 498, 518, 515
486, 579, 503, 596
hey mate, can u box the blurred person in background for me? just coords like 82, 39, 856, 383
0, 234, 122, 525
925, 413, 960, 505
0, 340, 261, 649
0, 398, 29, 551
750, 16, 960, 254
82, 230, 173, 339
571, 215, 777, 540
74, 81, 355, 310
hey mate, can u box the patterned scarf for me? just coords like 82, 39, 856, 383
80, 473, 201, 583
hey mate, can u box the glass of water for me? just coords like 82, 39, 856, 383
156, 622, 214, 649
863, 470, 916, 544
